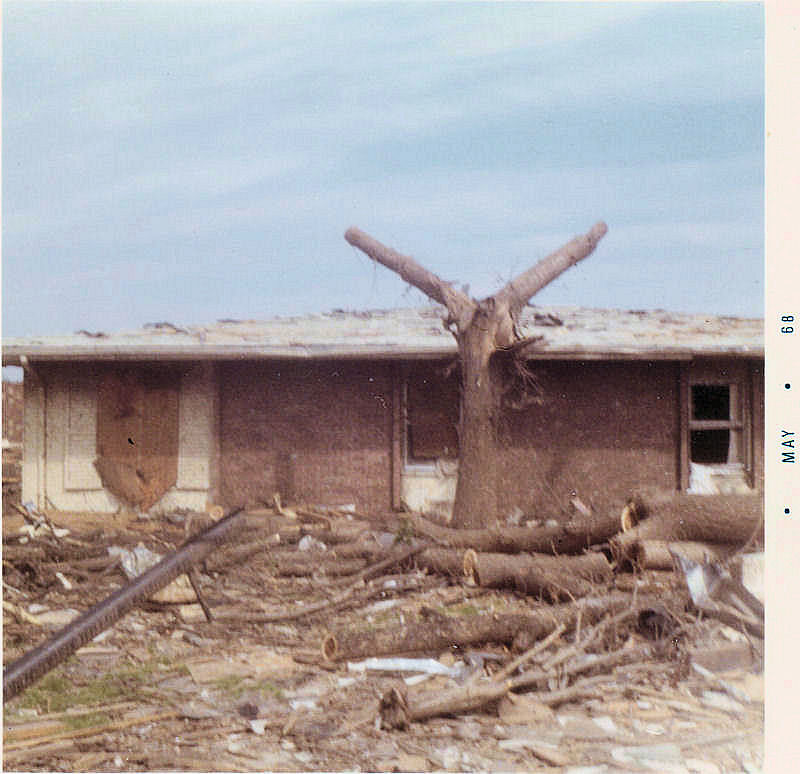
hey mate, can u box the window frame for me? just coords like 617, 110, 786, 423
400, 362, 461, 471
679, 360, 754, 491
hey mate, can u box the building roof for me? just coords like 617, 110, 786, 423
2, 305, 763, 366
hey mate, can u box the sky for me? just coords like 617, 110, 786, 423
2, 1, 765, 346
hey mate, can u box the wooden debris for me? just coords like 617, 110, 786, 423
3, 600, 44, 626
415, 547, 469, 578
3, 710, 179, 751
630, 539, 733, 570
379, 642, 654, 728
405, 508, 627, 554
611, 493, 763, 563
463, 548, 612, 600
492, 622, 567, 681
322, 592, 655, 662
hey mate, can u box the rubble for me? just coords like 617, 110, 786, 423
3, 496, 763, 772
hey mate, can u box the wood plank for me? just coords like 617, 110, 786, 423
391, 363, 403, 510
678, 363, 690, 491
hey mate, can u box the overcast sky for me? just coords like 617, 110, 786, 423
2, 1, 764, 342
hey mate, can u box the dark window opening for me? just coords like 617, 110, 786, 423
406, 366, 460, 463
691, 429, 731, 464
692, 384, 730, 420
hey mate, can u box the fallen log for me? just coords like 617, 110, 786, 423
404, 509, 627, 555
268, 555, 368, 577
463, 549, 611, 601
611, 494, 763, 563
322, 591, 660, 662
633, 540, 734, 571
415, 548, 469, 578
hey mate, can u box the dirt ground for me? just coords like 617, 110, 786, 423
3, 506, 763, 774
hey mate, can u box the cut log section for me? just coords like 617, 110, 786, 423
416, 548, 470, 578
633, 540, 735, 571
611, 494, 763, 563
463, 549, 612, 601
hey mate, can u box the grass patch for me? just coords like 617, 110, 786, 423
252, 679, 283, 699
441, 603, 480, 617
61, 711, 112, 730
211, 674, 246, 696
13, 655, 187, 715
210, 675, 283, 701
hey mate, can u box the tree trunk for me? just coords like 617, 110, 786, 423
344, 223, 608, 530
451, 303, 505, 527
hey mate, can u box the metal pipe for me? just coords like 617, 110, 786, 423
3, 506, 245, 703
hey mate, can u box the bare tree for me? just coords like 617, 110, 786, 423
345, 222, 608, 528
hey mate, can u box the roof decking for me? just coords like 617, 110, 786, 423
2, 306, 764, 365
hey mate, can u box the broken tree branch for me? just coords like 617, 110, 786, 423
344, 227, 475, 332
493, 221, 608, 337
633, 540, 733, 571
492, 623, 567, 681
322, 592, 653, 662
380, 642, 652, 728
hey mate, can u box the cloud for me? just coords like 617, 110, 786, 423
2, 2, 763, 337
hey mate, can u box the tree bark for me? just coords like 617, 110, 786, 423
415, 548, 469, 578
633, 540, 734, 571
321, 591, 643, 662
463, 549, 611, 601
406, 509, 625, 554
451, 305, 506, 527
344, 223, 607, 529
611, 494, 763, 564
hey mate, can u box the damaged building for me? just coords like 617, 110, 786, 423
1, 306, 764, 520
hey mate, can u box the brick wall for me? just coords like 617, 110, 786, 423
495, 360, 680, 515
2, 380, 23, 443
219, 361, 394, 511
218, 358, 681, 517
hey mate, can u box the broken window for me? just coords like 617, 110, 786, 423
404, 364, 460, 464
689, 383, 742, 464
683, 362, 754, 494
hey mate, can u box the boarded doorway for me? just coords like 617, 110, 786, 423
94, 366, 180, 510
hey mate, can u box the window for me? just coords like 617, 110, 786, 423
681, 360, 754, 494
404, 364, 460, 464
689, 383, 742, 464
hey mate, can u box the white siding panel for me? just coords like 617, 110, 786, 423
64, 380, 102, 490
22, 377, 46, 508
176, 365, 213, 491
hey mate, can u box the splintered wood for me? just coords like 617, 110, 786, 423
3, 494, 763, 772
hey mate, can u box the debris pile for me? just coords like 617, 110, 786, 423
3, 494, 763, 772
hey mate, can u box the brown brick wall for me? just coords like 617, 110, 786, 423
218, 358, 681, 516
219, 361, 394, 511
2, 380, 24, 443
495, 361, 680, 515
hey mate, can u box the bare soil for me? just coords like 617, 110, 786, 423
3, 508, 763, 773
